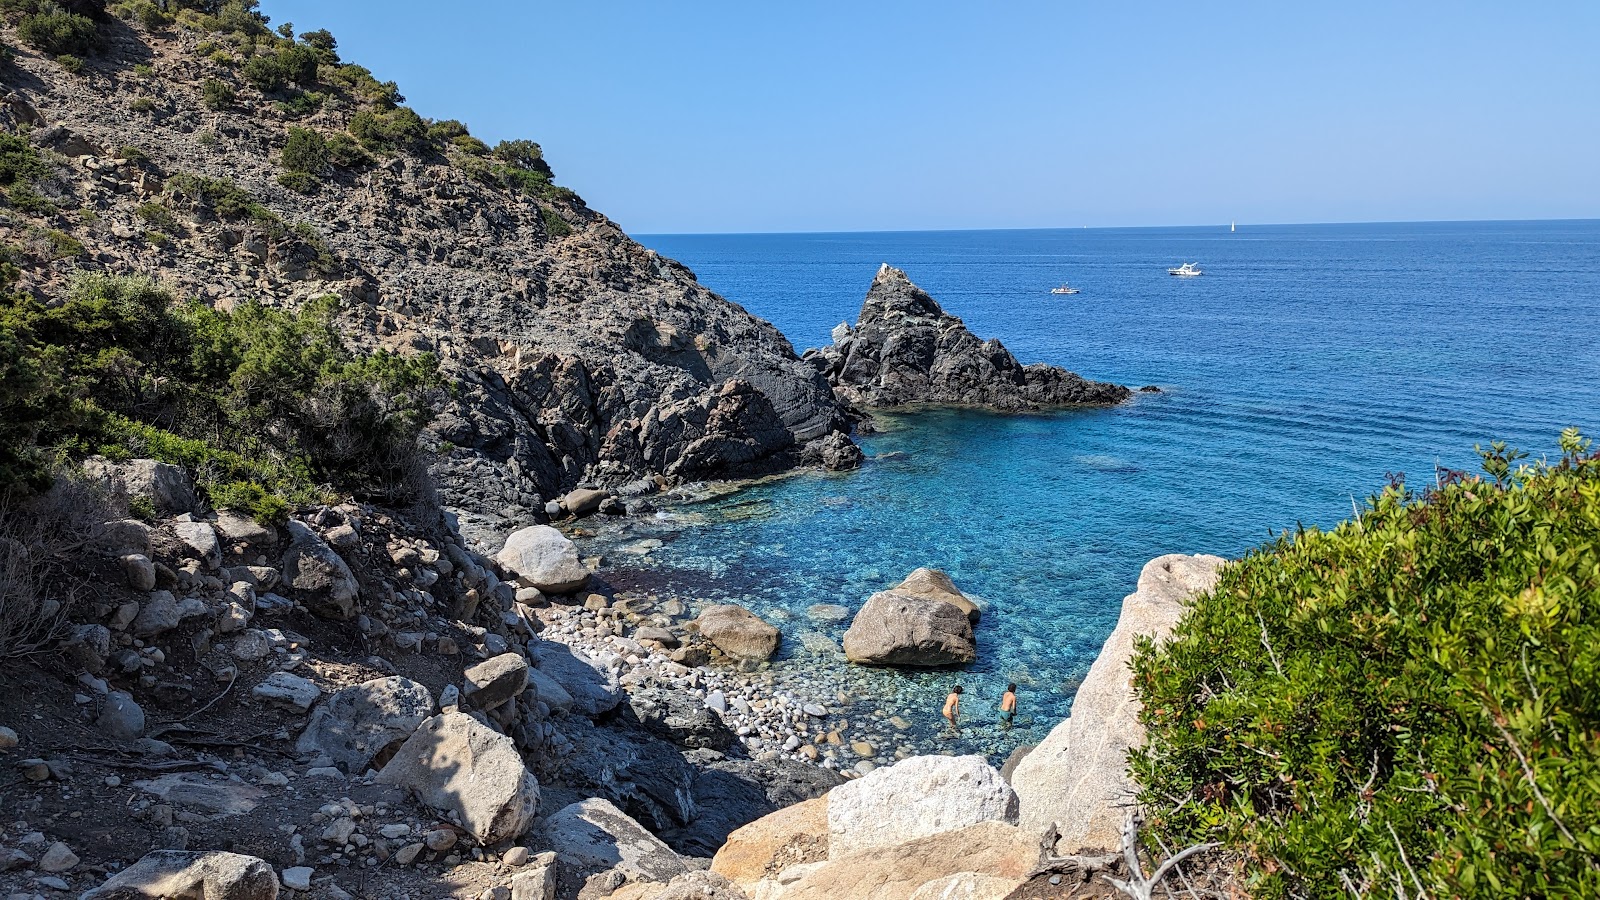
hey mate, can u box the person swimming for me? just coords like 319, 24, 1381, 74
998, 683, 1017, 728
942, 685, 963, 734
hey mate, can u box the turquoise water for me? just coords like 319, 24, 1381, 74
602, 221, 1600, 759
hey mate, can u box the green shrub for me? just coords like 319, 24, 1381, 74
1132, 434, 1600, 898
0, 131, 49, 193
274, 89, 323, 119
324, 133, 371, 169
129, 96, 156, 113
298, 28, 336, 61
119, 146, 149, 163
165, 172, 278, 229
275, 171, 316, 194
54, 53, 82, 73
132, 63, 155, 79
241, 52, 284, 92
324, 63, 400, 107
135, 201, 179, 232
16, 8, 98, 57
202, 77, 234, 109
348, 106, 426, 154
198, 129, 219, 147
541, 207, 571, 237
280, 126, 326, 173
40, 229, 82, 259
0, 275, 441, 505
110, 0, 170, 30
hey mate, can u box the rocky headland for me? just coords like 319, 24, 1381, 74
804, 264, 1132, 411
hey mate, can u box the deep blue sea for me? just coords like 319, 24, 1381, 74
603, 220, 1600, 761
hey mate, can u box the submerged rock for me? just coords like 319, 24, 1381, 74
842, 590, 975, 667
805, 264, 1129, 410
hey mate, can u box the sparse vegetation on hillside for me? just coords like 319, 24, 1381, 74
0, 269, 443, 518
1133, 435, 1600, 898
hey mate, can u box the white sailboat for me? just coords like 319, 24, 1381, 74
1231, 221, 1236, 233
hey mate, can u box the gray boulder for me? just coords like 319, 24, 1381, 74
530, 641, 621, 716
463, 652, 530, 710
80, 850, 277, 900
93, 519, 152, 558
890, 567, 981, 624
377, 712, 539, 843
541, 798, 687, 883
558, 487, 608, 518
1011, 553, 1226, 854
213, 511, 278, 549
250, 673, 321, 712
803, 264, 1129, 410
842, 590, 975, 666
296, 676, 434, 774
173, 521, 222, 570
280, 522, 359, 620
496, 526, 589, 594
695, 604, 780, 662
97, 691, 146, 741
84, 458, 197, 516
526, 666, 575, 715
131, 591, 182, 637
826, 754, 1017, 859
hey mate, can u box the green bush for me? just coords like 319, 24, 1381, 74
541, 207, 571, 237
0, 274, 442, 506
298, 27, 335, 59
275, 171, 316, 195
241, 52, 285, 92
110, 0, 171, 30
280, 126, 326, 174
324, 63, 400, 107
275, 90, 323, 119
135, 201, 179, 232
165, 172, 278, 229
348, 106, 426, 154
324, 133, 371, 169
1132, 435, 1600, 898
129, 96, 156, 113
202, 76, 235, 110
16, 8, 98, 57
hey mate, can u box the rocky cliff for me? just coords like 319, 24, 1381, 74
0, 8, 853, 548
805, 264, 1131, 410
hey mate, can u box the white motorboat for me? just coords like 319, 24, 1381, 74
1167, 262, 1203, 277
1050, 284, 1080, 295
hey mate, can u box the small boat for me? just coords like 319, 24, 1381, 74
1167, 262, 1203, 277
1050, 284, 1080, 295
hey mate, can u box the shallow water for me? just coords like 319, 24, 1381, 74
599, 221, 1600, 760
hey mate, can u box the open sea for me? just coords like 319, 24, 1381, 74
597, 220, 1600, 763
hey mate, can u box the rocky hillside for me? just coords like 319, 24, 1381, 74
0, 1, 854, 548
804, 265, 1131, 410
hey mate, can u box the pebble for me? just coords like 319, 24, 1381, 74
394, 843, 424, 866
281, 867, 314, 892
35, 876, 69, 891
502, 846, 530, 866
379, 824, 410, 839
37, 844, 77, 873
802, 704, 827, 717
423, 829, 457, 852
0, 726, 17, 749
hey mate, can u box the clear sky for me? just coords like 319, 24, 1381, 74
258, 1, 1598, 234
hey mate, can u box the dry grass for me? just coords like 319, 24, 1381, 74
0, 470, 122, 659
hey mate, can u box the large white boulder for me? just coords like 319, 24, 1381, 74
541, 798, 687, 883
296, 676, 435, 774
890, 568, 981, 624
80, 850, 278, 900
84, 457, 197, 516
496, 525, 589, 594
842, 591, 974, 666
376, 712, 539, 843
1011, 553, 1226, 853
826, 755, 1017, 858
771, 821, 1039, 900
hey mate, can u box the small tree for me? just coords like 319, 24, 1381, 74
281, 127, 327, 174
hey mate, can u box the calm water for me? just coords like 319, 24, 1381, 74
603, 221, 1600, 760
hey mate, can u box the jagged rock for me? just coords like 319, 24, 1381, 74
281, 522, 359, 620
842, 591, 975, 666
826, 755, 1016, 858
509, 856, 558, 900
250, 673, 321, 712
694, 605, 780, 662
626, 687, 739, 752
463, 652, 530, 710
38, 842, 77, 872
804, 431, 865, 471
173, 521, 222, 569
767, 821, 1039, 900
542, 798, 687, 883
121, 554, 157, 591
83, 458, 197, 515
496, 526, 589, 594
62, 623, 111, 673
214, 511, 278, 548
670, 755, 843, 858
525, 666, 575, 714
97, 691, 146, 741
280, 867, 313, 892
710, 796, 828, 890
1012, 553, 1226, 854
79, 850, 279, 900
530, 641, 621, 716
93, 519, 152, 557
805, 264, 1129, 410
296, 676, 435, 773
889, 568, 981, 624
376, 712, 539, 843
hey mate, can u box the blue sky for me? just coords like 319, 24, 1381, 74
259, 1, 1598, 234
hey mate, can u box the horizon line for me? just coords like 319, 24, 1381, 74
636, 215, 1600, 239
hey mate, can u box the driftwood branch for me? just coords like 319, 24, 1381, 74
1102, 813, 1217, 900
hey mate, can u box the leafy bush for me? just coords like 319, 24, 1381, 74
165, 172, 278, 228
324, 133, 371, 169
298, 27, 335, 59
274, 89, 323, 119
324, 63, 400, 107
135, 201, 179, 232
280, 126, 326, 174
1132, 434, 1600, 898
0, 274, 442, 507
110, 0, 170, 30
129, 96, 156, 113
241, 51, 284, 92
16, 7, 98, 57
348, 106, 426, 154
202, 76, 235, 109
276, 171, 316, 195
541, 207, 571, 237
0, 131, 49, 198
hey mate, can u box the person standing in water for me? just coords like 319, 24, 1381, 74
942, 685, 963, 734
998, 684, 1018, 729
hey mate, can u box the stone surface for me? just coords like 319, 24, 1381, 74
496, 526, 589, 594
250, 673, 321, 712
214, 511, 278, 548
906, 873, 1026, 900
890, 568, 981, 624
1011, 553, 1226, 854
509, 861, 557, 900
296, 672, 435, 771
97, 691, 146, 741
131, 591, 182, 637
462, 652, 530, 710
695, 604, 780, 662
281, 522, 359, 620
559, 488, 608, 517
771, 821, 1039, 900
173, 521, 222, 570
38, 842, 77, 873
92, 519, 152, 557
628, 687, 740, 752
83, 458, 196, 515
842, 591, 975, 667
530, 641, 621, 716
541, 798, 687, 883
121, 554, 157, 591
80, 850, 279, 900
804, 264, 1129, 410
279, 867, 312, 892
827, 755, 1017, 858
710, 796, 828, 890
376, 711, 539, 843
